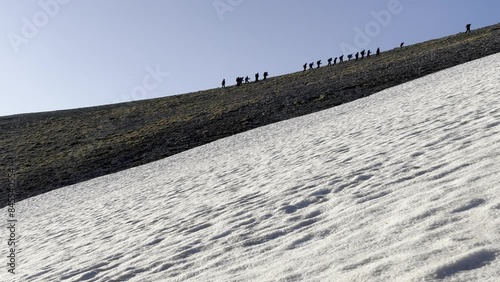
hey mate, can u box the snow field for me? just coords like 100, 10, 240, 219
6, 53, 500, 282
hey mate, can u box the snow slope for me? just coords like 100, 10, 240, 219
6, 53, 500, 282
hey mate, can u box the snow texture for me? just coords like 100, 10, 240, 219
5, 53, 500, 281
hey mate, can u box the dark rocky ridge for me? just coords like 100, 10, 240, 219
1, 24, 500, 208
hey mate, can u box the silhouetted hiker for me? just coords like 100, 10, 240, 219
317, 60, 322, 68
347, 54, 352, 61
222, 79, 226, 88
255, 73, 259, 82
360, 50, 366, 59
245, 76, 250, 83
367, 50, 371, 58
328, 58, 332, 66
339, 55, 344, 63
400, 42, 404, 48
355, 52, 359, 60
263, 72, 269, 80
236, 77, 244, 86
303, 63, 307, 71
466, 23, 472, 33
376, 47, 381, 56
309, 62, 314, 70
334, 57, 338, 65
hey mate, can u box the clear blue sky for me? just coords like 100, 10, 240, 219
1, 0, 499, 117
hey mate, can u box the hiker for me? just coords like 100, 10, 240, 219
339, 55, 344, 63
263, 72, 268, 80
334, 57, 338, 65
245, 76, 250, 83
400, 42, 404, 48
309, 62, 314, 70
367, 50, 371, 58
347, 54, 352, 61
222, 79, 226, 88
355, 52, 359, 60
236, 77, 243, 86
376, 47, 381, 56
317, 60, 322, 68
328, 58, 332, 66
466, 23, 472, 33
360, 50, 366, 59
303, 63, 307, 71
255, 73, 259, 82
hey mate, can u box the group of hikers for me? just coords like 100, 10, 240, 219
304, 47, 383, 71
222, 72, 269, 88
221, 23, 473, 88
302, 24, 472, 71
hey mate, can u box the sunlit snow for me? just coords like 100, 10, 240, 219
8, 53, 500, 281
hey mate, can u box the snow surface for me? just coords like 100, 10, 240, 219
6, 53, 500, 282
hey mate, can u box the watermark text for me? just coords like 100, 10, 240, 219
8, 0, 71, 54
213, 0, 243, 21
6, 165, 17, 275
340, 0, 405, 55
